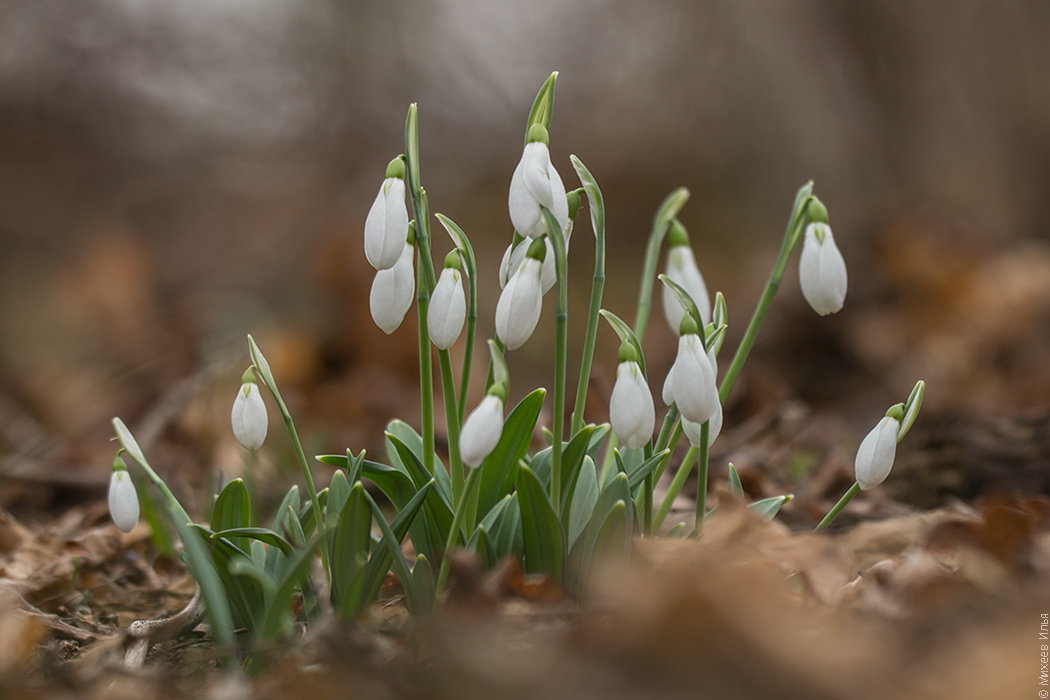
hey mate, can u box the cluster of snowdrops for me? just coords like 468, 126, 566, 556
106, 74, 924, 655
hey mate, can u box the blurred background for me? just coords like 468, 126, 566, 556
2, 0, 1050, 517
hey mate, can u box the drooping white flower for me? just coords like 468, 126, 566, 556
495, 253, 543, 350
670, 332, 720, 425
429, 262, 466, 350
855, 415, 899, 490
609, 346, 655, 450
460, 394, 505, 468
108, 458, 140, 534
499, 234, 565, 295
661, 224, 711, 331
798, 222, 847, 316
681, 401, 723, 450
231, 376, 268, 449
364, 159, 409, 271
508, 126, 569, 240
369, 241, 415, 334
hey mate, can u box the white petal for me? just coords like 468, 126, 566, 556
364, 178, 408, 271
681, 401, 722, 449
370, 243, 415, 334
610, 361, 656, 449
428, 268, 466, 349
231, 382, 268, 449
799, 223, 847, 316
671, 334, 719, 424
108, 470, 140, 534
509, 146, 545, 238
661, 357, 678, 406
495, 257, 543, 350
855, 417, 899, 490
661, 245, 711, 331
460, 395, 505, 467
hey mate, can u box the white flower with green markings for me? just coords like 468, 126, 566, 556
609, 342, 655, 450
495, 238, 545, 350
667, 316, 719, 425
460, 388, 506, 468
364, 158, 409, 271
855, 410, 901, 490
108, 456, 139, 534
798, 199, 847, 316
508, 124, 569, 240
661, 221, 711, 330
429, 251, 467, 349
231, 370, 268, 450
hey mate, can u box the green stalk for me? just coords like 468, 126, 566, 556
815, 482, 861, 531
652, 417, 683, 484
718, 182, 814, 404
633, 187, 690, 344
112, 418, 191, 527
542, 206, 569, 510
692, 421, 710, 537
654, 444, 698, 530
458, 278, 477, 425
434, 467, 482, 605
570, 159, 606, 436
438, 348, 464, 505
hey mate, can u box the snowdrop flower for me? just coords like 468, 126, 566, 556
661, 221, 711, 331
681, 401, 723, 450
495, 238, 545, 350
108, 456, 139, 534
798, 200, 847, 316
499, 233, 566, 295
609, 343, 655, 450
668, 316, 720, 425
460, 388, 506, 468
429, 251, 467, 349
364, 158, 409, 271
370, 239, 415, 334
855, 412, 900, 490
508, 125, 569, 240
231, 370, 268, 449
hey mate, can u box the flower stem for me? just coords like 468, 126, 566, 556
692, 421, 710, 537
570, 159, 606, 436
542, 206, 569, 509
434, 467, 481, 606
718, 182, 814, 405
815, 481, 861, 531
633, 187, 690, 344
654, 444, 698, 530
438, 348, 464, 505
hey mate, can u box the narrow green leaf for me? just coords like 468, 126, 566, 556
327, 470, 351, 528
247, 334, 277, 396
516, 466, 565, 583
331, 483, 371, 612
599, 310, 647, 378
477, 388, 546, 516
261, 534, 325, 639
386, 420, 451, 501
359, 480, 434, 608
211, 527, 294, 558
592, 500, 630, 568
570, 155, 605, 240
654, 187, 690, 233
362, 490, 423, 615
659, 274, 705, 336
412, 553, 436, 614
174, 517, 236, 650
749, 494, 793, 521
567, 456, 598, 548
473, 525, 498, 569
211, 479, 251, 553
111, 417, 147, 470
727, 463, 745, 500
270, 485, 301, 530
387, 434, 455, 558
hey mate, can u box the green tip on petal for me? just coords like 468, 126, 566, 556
667, 219, 690, 248
526, 124, 549, 145
112, 455, 128, 473
807, 197, 829, 224
385, 157, 406, 180
406, 221, 417, 245
443, 249, 462, 270
678, 312, 700, 337
885, 403, 905, 422
240, 367, 257, 384
566, 189, 582, 220
617, 340, 640, 364
525, 236, 547, 261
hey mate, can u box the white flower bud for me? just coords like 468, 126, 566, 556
108, 464, 140, 534
798, 223, 847, 316
661, 244, 711, 331
428, 266, 466, 349
854, 416, 899, 490
369, 242, 415, 334
681, 401, 723, 450
609, 361, 655, 450
459, 394, 505, 468
364, 168, 409, 270
495, 256, 543, 350
670, 333, 719, 425
508, 141, 569, 240
499, 235, 562, 295
231, 380, 268, 449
